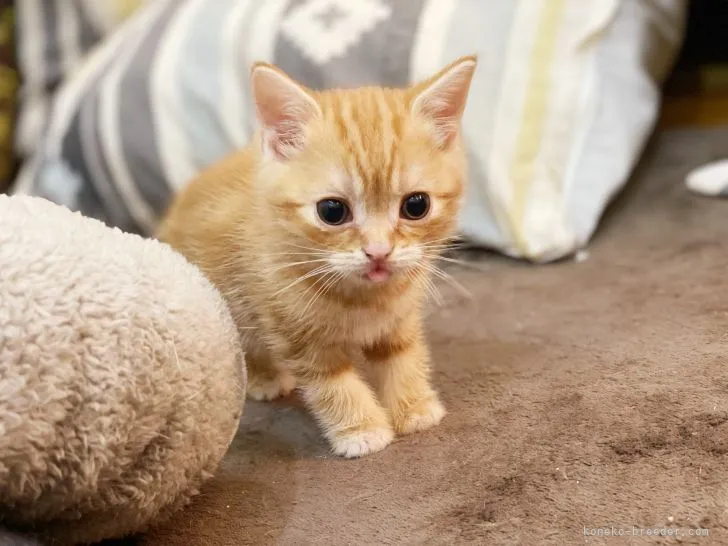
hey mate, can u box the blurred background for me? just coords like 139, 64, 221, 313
660, 0, 728, 129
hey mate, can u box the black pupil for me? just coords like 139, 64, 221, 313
403, 193, 429, 219
317, 199, 348, 225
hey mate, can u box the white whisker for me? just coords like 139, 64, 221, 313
427, 234, 463, 244
271, 264, 332, 297
408, 268, 443, 306
283, 242, 335, 254
300, 270, 345, 317
420, 270, 443, 306
420, 262, 472, 299
416, 239, 467, 257
265, 251, 332, 257
425, 254, 490, 272
268, 258, 330, 274
296, 268, 334, 302
426, 278, 443, 306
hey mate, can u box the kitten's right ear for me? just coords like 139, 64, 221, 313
410, 55, 477, 149
250, 62, 321, 161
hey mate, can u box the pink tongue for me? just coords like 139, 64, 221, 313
366, 268, 390, 282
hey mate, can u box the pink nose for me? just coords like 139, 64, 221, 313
363, 243, 392, 260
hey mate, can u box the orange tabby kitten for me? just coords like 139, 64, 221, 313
158, 56, 477, 458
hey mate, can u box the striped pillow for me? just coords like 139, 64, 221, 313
14, 0, 146, 162
14, 0, 687, 261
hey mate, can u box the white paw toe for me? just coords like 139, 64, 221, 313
247, 373, 296, 401
396, 398, 446, 435
331, 427, 394, 458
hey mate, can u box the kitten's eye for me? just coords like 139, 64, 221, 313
400, 193, 430, 220
316, 199, 351, 225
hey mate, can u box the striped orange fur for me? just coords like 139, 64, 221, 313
158, 56, 477, 458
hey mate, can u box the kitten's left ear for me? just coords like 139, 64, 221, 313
250, 62, 322, 161
410, 55, 477, 149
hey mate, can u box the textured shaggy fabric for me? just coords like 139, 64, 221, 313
129, 127, 728, 545
0, 196, 246, 545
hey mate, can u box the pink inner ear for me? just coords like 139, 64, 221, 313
256, 95, 305, 160
424, 99, 461, 148
252, 65, 320, 161
265, 113, 305, 160
412, 92, 462, 149
413, 59, 476, 149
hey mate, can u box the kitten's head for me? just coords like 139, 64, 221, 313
251, 56, 477, 290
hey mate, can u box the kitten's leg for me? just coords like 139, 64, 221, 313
294, 347, 393, 458
365, 317, 445, 435
245, 341, 296, 401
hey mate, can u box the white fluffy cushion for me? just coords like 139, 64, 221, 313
0, 195, 245, 544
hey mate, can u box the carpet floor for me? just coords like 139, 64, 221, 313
133, 128, 728, 545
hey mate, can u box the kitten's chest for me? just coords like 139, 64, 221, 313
315, 301, 408, 347
341, 308, 395, 344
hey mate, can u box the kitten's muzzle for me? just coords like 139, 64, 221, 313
363, 242, 392, 261
364, 260, 391, 282
363, 257, 392, 284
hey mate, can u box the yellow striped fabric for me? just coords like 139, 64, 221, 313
509, 0, 567, 252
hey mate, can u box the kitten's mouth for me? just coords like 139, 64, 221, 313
364, 262, 391, 283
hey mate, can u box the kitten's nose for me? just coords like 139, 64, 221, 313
363, 243, 392, 261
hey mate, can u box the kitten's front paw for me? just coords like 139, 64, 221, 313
330, 426, 394, 458
247, 372, 296, 401
394, 397, 446, 435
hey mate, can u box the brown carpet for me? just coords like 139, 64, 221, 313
136, 128, 728, 545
